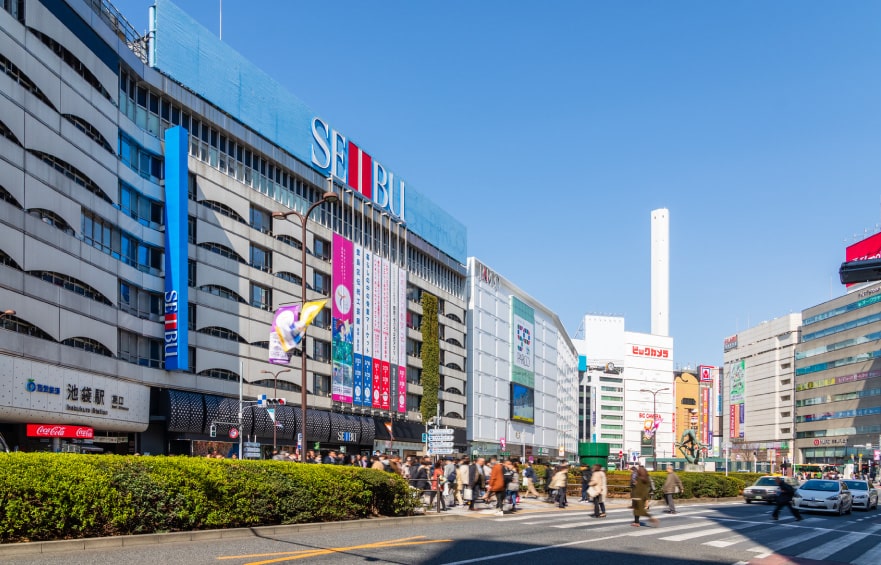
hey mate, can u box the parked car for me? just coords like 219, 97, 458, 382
792, 479, 853, 515
841, 479, 878, 511
743, 476, 799, 504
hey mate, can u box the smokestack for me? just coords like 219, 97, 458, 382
651, 208, 669, 336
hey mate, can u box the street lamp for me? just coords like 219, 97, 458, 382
640, 387, 669, 471
260, 368, 291, 449
0, 309, 15, 318
272, 178, 339, 462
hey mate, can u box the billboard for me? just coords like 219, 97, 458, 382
511, 383, 535, 424
727, 359, 745, 438
162, 126, 189, 371
510, 296, 535, 388
331, 234, 354, 403
845, 232, 881, 287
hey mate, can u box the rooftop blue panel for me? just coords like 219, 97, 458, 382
151, 0, 466, 263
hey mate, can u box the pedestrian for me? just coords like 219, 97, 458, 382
504, 459, 520, 512
412, 457, 432, 505
662, 465, 684, 514
443, 458, 458, 506
631, 466, 659, 527
550, 463, 570, 508
428, 461, 447, 511
456, 457, 471, 508
579, 464, 593, 502
466, 457, 486, 511
522, 462, 541, 498
771, 476, 802, 521
488, 458, 506, 516
544, 464, 555, 502
588, 464, 607, 518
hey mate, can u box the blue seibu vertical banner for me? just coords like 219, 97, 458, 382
163, 126, 189, 370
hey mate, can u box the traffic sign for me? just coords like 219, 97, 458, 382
422, 433, 428, 442
429, 441, 454, 448
429, 448, 454, 455
228, 427, 239, 439
428, 428, 454, 436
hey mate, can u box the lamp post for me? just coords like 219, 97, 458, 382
0, 309, 14, 318
261, 368, 291, 450
640, 387, 669, 471
272, 178, 338, 462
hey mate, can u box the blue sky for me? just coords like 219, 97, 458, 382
114, 0, 881, 368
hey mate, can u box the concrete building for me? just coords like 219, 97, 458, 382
573, 315, 674, 467
465, 258, 578, 462
721, 314, 800, 472
795, 281, 881, 471
0, 0, 467, 456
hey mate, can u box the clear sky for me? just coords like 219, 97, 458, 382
113, 0, 881, 368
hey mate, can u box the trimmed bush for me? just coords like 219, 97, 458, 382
0, 453, 418, 543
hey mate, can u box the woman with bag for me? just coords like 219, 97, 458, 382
631, 466, 659, 527
550, 463, 570, 508
503, 460, 520, 512
662, 465, 684, 514
588, 463, 607, 518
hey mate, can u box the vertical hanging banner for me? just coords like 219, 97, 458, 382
380, 258, 392, 411
363, 249, 374, 407
331, 234, 354, 403
510, 296, 535, 388
397, 266, 408, 413
389, 263, 398, 413
352, 245, 364, 406
372, 253, 383, 409
162, 126, 189, 371
701, 386, 710, 445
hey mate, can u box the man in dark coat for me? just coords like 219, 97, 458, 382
771, 476, 803, 521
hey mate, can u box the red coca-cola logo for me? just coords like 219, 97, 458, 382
26, 424, 94, 439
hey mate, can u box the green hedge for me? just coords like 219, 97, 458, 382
0, 453, 418, 543
602, 471, 754, 499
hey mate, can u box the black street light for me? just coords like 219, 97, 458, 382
260, 368, 291, 450
272, 178, 339, 462
0, 309, 15, 318
640, 387, 669, 471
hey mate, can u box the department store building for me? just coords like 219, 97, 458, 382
0, 0, 468, 455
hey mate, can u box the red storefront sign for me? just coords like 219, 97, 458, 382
26, 424, 94, 439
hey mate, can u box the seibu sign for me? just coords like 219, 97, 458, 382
27, 424, 94, 439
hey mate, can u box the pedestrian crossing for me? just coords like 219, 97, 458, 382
492, 505, 881, 565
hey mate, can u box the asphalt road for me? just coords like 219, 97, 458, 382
3, 497, 881, 565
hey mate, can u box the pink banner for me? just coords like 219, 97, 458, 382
331, 234, 354, 403
701, 387, 710, 444
397, 366, 407, 413
380, 361, 391, 411
372, 358, 382, 408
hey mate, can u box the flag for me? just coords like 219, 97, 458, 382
384, 421, 394, 441
274, 300, 328, 352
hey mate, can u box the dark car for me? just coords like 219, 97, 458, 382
743, 476, 799, 504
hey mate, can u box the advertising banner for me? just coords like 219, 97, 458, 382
727, 359, 745, 438
162, 126, 189, 371
27, 424, 94, 439
363, 248, 373, 406
380, 361, 391, 411
331, 234, 354, 403
730, 404, 738, 439
352, 245, 364, 406
511, 383, 535, 423
510, 296, 535, 388
701, 386, 710, 445
398, 267, 408, 413
372, 358, 382, 409
846, 232, 881, 287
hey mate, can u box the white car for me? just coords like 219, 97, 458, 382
841, 479, 878, 510
792, 479, 853, 515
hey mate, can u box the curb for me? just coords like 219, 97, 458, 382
0, 513, 459, 557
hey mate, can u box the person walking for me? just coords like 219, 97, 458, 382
771, 476, 803, 521
588, 463, 607, 518
631, 466, 659, 527
550, 463, 570, 508
466, 457, 486, 511
544, 464, 555, 502
662, 465, 684, 514
488, 458, 506, 516
428, 460, 447, 511
579, 464, 593, 503
522, 462, 541, 498
504, 459, 520, 512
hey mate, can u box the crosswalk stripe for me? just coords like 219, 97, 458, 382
659, 527, 733, 541
797, 531, 872, 561
851, 537, 881, 565
704, 540, 737, 548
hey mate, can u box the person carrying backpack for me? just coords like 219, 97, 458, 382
771, 476, 802, 521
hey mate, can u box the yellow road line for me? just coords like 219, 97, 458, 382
218, 535, 453, 564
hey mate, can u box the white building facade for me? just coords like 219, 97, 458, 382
465, 258, 578, 462
721, 314, 800, 471
574, 314, 675, 467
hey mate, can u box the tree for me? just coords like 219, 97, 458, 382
420, 292, 439, 424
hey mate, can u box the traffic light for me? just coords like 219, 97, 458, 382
209, 424, 217, 437
265, 398, 286, 406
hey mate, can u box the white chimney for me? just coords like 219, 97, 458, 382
651, 208, 669, 336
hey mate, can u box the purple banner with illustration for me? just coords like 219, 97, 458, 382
331, 234, 353, 403
269, 304, 301, 364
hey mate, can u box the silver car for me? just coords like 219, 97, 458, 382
743, 476, 799, 504
842, 479, 878, 510
792, 479, 853, 515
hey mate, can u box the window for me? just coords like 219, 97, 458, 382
30, 150, 112, 204
118, 280, 162, 319
198, 368, 240, 382
250, 205, 272, 234
188, 260, 197, 287
29, 29, 113, 102
0, 52, 54, 109
313, 373, 330, 397
313, 271, 330, 294
61, 337, 112, 357
197, 326, 247, 343
313, 339, 331, 363
313, 307, 331, 330
119, 135, 163, 183
276, 271, 302, 286
118, 330, 163, 368
276, 234, 302, 250
250, 244, 272, 272
250, 283, 271, 310
119, 183, 164, 228
200, 200, 247, 224
28, 209, 74, 235
198, 242, 246, 264
312, 237, 330, 261
63, 114, 113, 154
199, 284, 246, 304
